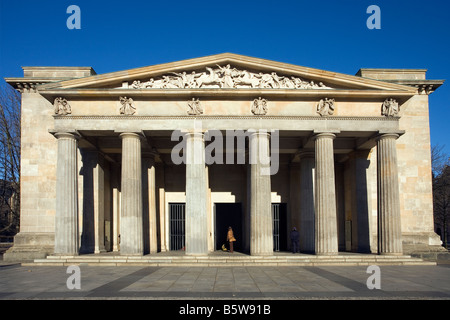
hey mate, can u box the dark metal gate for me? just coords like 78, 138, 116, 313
272, 203, 287, 252
169, 203, 185, 251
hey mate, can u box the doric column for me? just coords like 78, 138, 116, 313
111, 163, 121, 252
185, 131, 208, 255
120, 133, 143, 255
314, 133, 338, 255
299, 151, 315, 253
377, 133, 403, 255
54, 132, 80, 255
142, 152, 157, 254
80, 150, 106, 254
249, 131, 273, 255
156, 163, 167, 252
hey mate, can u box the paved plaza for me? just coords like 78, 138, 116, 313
0, 262, 449, 300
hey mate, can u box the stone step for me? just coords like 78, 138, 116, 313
24, 254, 436, 267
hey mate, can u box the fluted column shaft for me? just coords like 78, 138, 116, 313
314, 133, 338, 255
299, 152, 315, 253
377, 133, 403, 255
143, 155, 157, 254
185, 132, 208, 255
120, 133, 143, 255
249, 131, 273, 255
54, 132, 80, 255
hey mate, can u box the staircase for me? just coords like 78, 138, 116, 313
25, 252, 436, 267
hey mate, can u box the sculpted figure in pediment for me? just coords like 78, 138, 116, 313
196, 67, 222, 88
216, 64, 235, 88
129, 65, 332, 90
233, 70, 260, 88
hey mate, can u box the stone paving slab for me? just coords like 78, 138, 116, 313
0, 264, 449, 301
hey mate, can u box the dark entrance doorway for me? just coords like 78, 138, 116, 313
272, 203, 287, 252
169, 203, 185, 251
215, 203, 243, 252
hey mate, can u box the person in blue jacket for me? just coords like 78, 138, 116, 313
290, 227, 300, 254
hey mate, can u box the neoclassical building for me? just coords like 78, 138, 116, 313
4, 53, 446, 261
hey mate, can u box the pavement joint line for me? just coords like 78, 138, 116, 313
1, 265, 450, 299
86, 267, 159, 297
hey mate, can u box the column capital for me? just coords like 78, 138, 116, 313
376, 132, 401, 141
298, 150, 315, 159
142, 147, 159, 161
247, 129, 271, 138
348, 149, 372, 160
292, 150, 314, 163
184, 131, 205, 139
313, 132, 338, 140
119, 132, 144, 140
376, 130, 405, 139
50, 130, 81, 140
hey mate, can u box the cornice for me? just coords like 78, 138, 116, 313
36, 88, 416, 100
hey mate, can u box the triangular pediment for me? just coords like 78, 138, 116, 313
36, 53, 416, 93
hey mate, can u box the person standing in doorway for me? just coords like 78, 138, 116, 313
227, 226, 236, 253
290, 227, 300, 253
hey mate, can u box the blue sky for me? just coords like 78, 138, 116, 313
0, 0, 449, 155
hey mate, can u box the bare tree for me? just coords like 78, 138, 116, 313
432, 144, 449, 177
432, 144, 450, 249
0, 81, 20, 237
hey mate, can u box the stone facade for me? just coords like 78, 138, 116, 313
3, 53, 445, 261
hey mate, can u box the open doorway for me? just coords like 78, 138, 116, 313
273, 203, 287, 252
215, 203, 243, 252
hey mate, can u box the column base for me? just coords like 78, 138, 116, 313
185, 252, 208, 256
315, 252, 339, 256
378, 252, 403, 256
52, 252, 80, 257
120, 252, 144, 256
250, 252, 273, 256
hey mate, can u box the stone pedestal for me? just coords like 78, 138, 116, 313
377, 133, 403, 255
314, 133, 338, 255
299, 151, 315, 253
249, 131, 273, 255
120, 133, 143, 255
54, 132, 80, 255
185, 132, 208, 255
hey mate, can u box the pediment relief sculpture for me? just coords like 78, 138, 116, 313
54, 97, 72, 115
130, 65, 332, 90
382, 98, 399, 117
119, 96, 136, 115
317, 98, 335, 117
